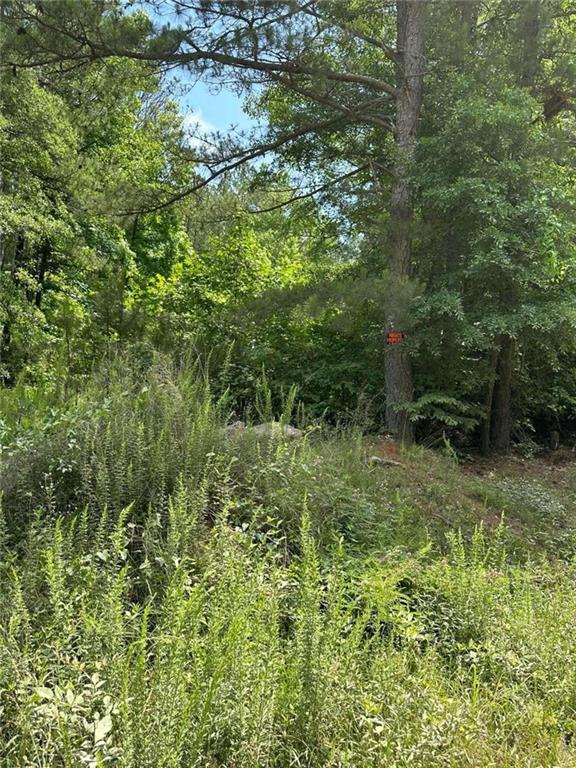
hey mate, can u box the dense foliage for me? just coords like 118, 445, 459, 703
1, 0, 575, 445
2, 3, 576, 765
2, 359, 576, 766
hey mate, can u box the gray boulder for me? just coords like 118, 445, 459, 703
252, 421, 304, 439
222, 420, 246, 437
222, 420, 303, 440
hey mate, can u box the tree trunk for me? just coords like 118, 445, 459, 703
384, 0, 426, 444
457, 1, 479, 37
0, 233, 24, 383
489, 334, 515, 453
33, 238, 51, 309
518, 0, 540, 88
480, 346, 499, 456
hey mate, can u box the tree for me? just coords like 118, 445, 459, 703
2, 0, 575, 449
0, 65, 77, 382
384, 0, 425, 443
416, 0, 576, 452
0, 3, 195, 384
2, 0, 430, 441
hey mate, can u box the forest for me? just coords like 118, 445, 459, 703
1, 1, 576, 766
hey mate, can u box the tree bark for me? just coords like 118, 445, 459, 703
33, 238, 51, 309
0, 233, 24, 383
384, 0, 426, 444
519, 0, 540, 89
457, 1, 479, 37
481, 346, 499, 456
489, 334, 515, 453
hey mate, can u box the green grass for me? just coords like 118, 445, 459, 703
1, 355, 576, 766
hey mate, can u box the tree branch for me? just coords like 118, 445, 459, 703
297, 3, 399, 63
8, 6, 398, 98
270, 74, 393, 130
246, 164, 369, 214
121, 113, 352, 214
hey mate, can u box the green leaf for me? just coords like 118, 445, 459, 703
94, 714, 113, 743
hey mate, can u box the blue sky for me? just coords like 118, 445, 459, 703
144, 2, 257, 140
178, 80, 256, 139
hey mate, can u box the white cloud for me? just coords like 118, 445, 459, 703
182, 109, 216, 148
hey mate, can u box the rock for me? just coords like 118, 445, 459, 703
252, 421, 304, 439
368, 455, 403, 467
223, 420, 246, 437
222, 420, 304, 440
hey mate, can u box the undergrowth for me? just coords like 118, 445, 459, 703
1, 355, 576, 766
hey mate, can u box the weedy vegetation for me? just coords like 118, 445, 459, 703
1, 357, 576, 767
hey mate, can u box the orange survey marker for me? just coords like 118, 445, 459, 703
386, 331, 405, 345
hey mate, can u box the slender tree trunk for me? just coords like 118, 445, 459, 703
490, 334, 515, 453
485, 323, 516, 454
481, 346, 499, 456
519, 0, 540, 88
384, 0, 426, 444
33, 238, 51, 309
486, 333, 516, 454
457, 1, 479, 36
0, 233, 23, 382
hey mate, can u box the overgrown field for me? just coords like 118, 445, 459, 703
2, 359, 576, 767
